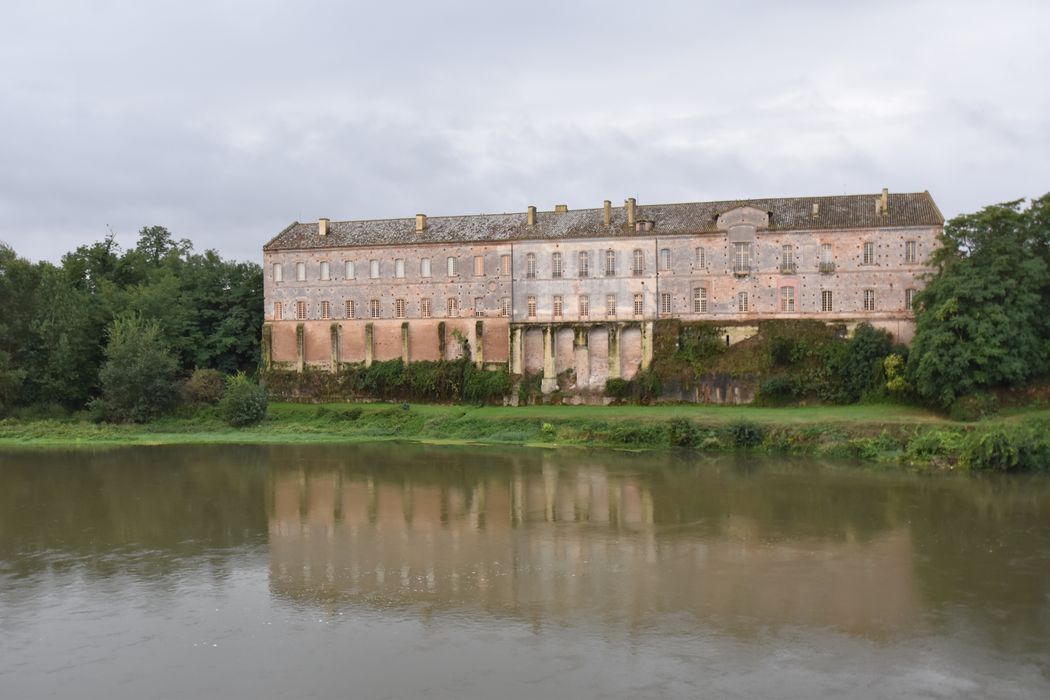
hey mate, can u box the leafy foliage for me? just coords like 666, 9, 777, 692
908, 194, 1050, 409
219, 372, 268, 427
95, 314, 181, 423
183, 368, 227, 405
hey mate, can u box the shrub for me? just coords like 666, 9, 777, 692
905, 428, 965, 461
219, 372, 268, 427
728, 420, 764, 448
948, 393, 999, 422
604, 378, 632, 400
183, 368, 226, 405
95, 314, 181, 423
758, 375, 798, 405
463, 365, 511, 404
959, 423, 1050, 472
667, 417, 699, 447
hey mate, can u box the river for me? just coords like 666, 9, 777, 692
1, 443, 1048, 699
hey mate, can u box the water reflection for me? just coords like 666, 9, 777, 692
267, 448, 923, 635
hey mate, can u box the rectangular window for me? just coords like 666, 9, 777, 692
474, 256, 485, 277
660, 292, 671, 314
527, 296, 537, 318
905, 288, 917, 308
579, 295, 589, 317
500, 297, 511, 317
447, 256, 457, 277
780, 286, 795, 312
370, 299, 381, 318
737, 292, 749, 312
605, 250, 616, 276
553, 295, 563, 317
273, 263, 283, 282
552, 252, 562, 278
273, 302, 282, 320
633, 249, 644, 276
780, 245, 795, 273
395, 298, 406, 318
693, 287, 707, 313
578, 251, 589, 277
500, 254, 511, 275
394, 259, 405, 278
421, 298, 431, 319
345, 260, 355, 279
864, 289, 876, 311
905, 241, 917, 264
420, 258, 432, 278
296, 262, 306, 281
821, 290, 833, 312
447, 297, 458, 317
296, 300, 307, 320
606, 294, 616, 317
821, 243, 833, 264
474, 297, 484, 317
659, 248, 671, 271
370, 260, 380, 278
733, 243, 751, 273
863, 242, 875, 265
345, 300, 355, 319
321, 300, 331, 319
633, 293, 643, 315
320, 261, 330, 280
526, 253, 536, 278
695, 247, 706, 268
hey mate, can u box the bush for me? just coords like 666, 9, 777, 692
219, 372, 267, 427
959, 423, 1050, 472
183, 368, 226, 405
758, 375, 798, 405
463, 366, 511, 404
95, 314, 181, 423
604, 378, 632, 400
667, 417, 699, 447
728, 420, 764, 448
948, 393, 999, 422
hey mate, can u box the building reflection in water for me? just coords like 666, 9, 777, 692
268, 454, 918, 636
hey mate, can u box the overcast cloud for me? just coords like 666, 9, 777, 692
1, 0, 1048, 263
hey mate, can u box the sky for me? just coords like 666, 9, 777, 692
1, 0, 1048, 264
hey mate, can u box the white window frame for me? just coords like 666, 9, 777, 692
395, 298, 406, 318
693, 287, 707, 313
394, 259, 405, 278
633, 249, 644, 276
821, 290, 833, 312
527, 296, 537, 318
345, 260, 355, 279
659, 248, 671, 271
864, 289, 876, 311
578, 251, 589, 278
863, 242, 875, 266
737, 291, 749, 312
660, 292, 671, 314
370, 299, 381, 318
296, 262, 306, 281
420, 258, 432, 278
606, 294, 616, 317
579, 295, 589, 318
447, 256, 457, 277
552, 252, 562, 279
421, 298, 431, 319
320, 261, 330, 281
273, 263, 283, 282
780, 286, 795, 312
370, 259, 380, 278
345, 300, 355, 319
695, 247, 706, 269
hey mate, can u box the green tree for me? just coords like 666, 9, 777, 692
909, 195, 1050, 409
95, 314, 181, 422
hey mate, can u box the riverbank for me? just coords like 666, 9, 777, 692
2, 402, 1048, 470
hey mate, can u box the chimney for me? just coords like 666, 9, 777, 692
527, 205, 536, 226
415, 214, 427, 232
811, 202, 820, 218
603, 200, 612, 226
881, 188, 889, 216
318, 218, 329, 236
625, 198, 636, 227
554, 204, 568, 214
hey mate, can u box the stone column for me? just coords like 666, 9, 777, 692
364, 322, 374, 368
400, 322, 410, 364
510, 326, 524, 375
330, 323, 340, 371
541, 325, 558, 393
295, 323, 305, 373
641, 321, 654, 371
474, 320, 484, 368
573, 326, 590, 391
261, 324, 273, 371
607, 324, 621, 380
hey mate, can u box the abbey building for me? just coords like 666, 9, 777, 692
262, 190, 943, 391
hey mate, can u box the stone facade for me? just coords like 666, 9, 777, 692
262, 191, 943, 393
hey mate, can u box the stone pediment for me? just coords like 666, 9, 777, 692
716, 206, 770, 231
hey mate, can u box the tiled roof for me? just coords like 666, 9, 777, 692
264, 192, 944, 251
